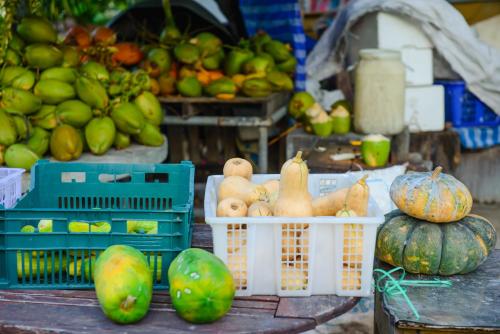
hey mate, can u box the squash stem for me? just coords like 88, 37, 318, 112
431, 166, 443, 179
294, 151, 303, 162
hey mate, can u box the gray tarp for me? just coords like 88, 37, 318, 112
306, 0, 500, 114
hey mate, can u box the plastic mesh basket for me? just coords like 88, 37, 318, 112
436, 80, 500, 127
0, 160, 194, 290
0, 168, 24, 209
205, 174, 385, 297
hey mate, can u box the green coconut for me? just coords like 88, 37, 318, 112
361, 134, 391, 167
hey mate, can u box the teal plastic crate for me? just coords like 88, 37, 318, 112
0, 160, 194, 290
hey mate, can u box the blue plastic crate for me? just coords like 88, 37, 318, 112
436, 80, 500, 127
0, 160, 194, 290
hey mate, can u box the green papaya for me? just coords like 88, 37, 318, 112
263, 40, 292, 62
94, 245, 152, 324
276, 56, 297, 74
85, 117, 116, 155
61, 46, 80, 68
1, 88, 42, 115
134, 123, 164, 147
224, 48, 254, 76
174, 43, 200, 65
241, 78, 273, 97
12, 115, 31, 140
55, 100, 93, 128
111, 103, 145, 135
134, 92, 163, 126
147, 48, 171, 72
0, 67, 35, 90
29, 105, 57, 130
40, 67, 78, 83
191, 32, 222, 57
80, 61, 110, 82
8, 34, 25, 53
17, 252, 66, 279
75, 77, 109, 109
266, 71, 294, 91
0, 110, 18, 146
17, 16, 57, 44
168, 248, 235, 324
242, 56, 273, 75
114, 132, 131, 150
176, 77, 202, 97
25, 44, 63, 69
205, 77, 237, 97
50, 125, 83, 161
34, 80, 75, 105
27, 127, 50, 157
4, 144, 39, 171
5, 48, 21, 66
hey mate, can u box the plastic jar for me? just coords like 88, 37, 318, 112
354, 49, 406, 135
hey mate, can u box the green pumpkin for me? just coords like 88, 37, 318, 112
376, 211, 497, 276
168, 248, 235, 324
390, 167, 473, 223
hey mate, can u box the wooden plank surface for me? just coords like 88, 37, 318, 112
0, 224, 359, 334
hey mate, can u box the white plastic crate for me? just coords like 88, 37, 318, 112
0, 168, 24, 209
205, 174, 385, 297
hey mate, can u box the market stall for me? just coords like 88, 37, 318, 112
0, 0, 498, 333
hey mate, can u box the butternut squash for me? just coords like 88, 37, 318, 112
248, 201, 273, 217
261, 179, 280, 209
223, 158, 253, 180
273, 151, 313, 217
312, 187, 349, 216
336, 207, 363, 267
344, 175, 369, 216
218, 176, 268, 206
216, 198, 248, 217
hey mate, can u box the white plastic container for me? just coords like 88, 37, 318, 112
405, 85, 445, 133
205, 174, 385, 297
348, 12, 432, 54
401, 47, 433, 86
354, 49, 406, 135
0, 168, 24, 209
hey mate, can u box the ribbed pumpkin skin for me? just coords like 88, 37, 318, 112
376, 211, 496, 275
390, 167, 472, 223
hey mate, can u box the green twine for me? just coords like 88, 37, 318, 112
374, 267, 452, 320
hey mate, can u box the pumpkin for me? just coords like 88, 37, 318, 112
217, 198, 248, 217
376, 211, 497, 275
218, 176, 268, 206
345, 175, 369, 216
248, 201, 273, 217
274, 151, 313, 217
223, 158, 253, 180
390, 166, 472, 223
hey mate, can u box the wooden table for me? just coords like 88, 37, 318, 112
0, 224, 359, 334
375, 250, 500, 334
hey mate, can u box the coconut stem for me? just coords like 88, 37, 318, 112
120, 295, 137, 311
431, 166, 443, 179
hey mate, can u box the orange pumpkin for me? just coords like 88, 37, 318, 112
390, 166, 473, 223
111, 43, 144, 66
